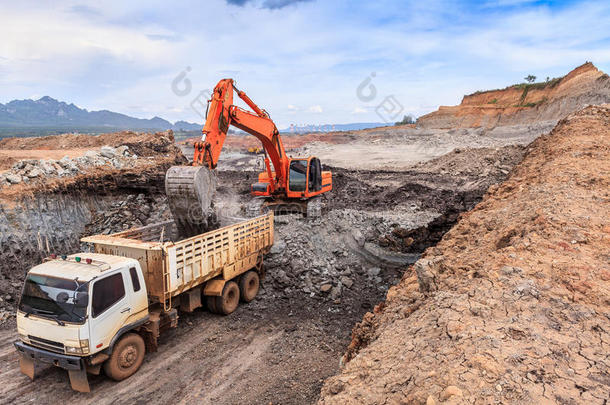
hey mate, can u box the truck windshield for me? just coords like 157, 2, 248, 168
19, 274, 88, 325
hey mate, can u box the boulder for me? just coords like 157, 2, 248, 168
116, 145, 130, 156
367, 267, 381, 277
27, 168, 44, 178
340, 276, 353, 289
352, 229, 365, 247
39, 160, 58, 175
320, 283, 332, 293
270, 239, 286, 255
5, 174, 22, 184
414, 258, 439, 293
100, 145, 117, 159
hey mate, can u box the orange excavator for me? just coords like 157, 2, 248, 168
165, 79, 332, 235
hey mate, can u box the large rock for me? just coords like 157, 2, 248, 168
270, 239, 286, 255
27, 168, 44, 178
351, 229, 365, 247
414, 257, 439, 293
5, 174, 22, 184
100, 145, 117, 159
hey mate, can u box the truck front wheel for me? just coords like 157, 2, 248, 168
103, 333, 146, 381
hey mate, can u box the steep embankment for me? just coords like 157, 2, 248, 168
418, 62, 610, 131
319, 105, 610, 404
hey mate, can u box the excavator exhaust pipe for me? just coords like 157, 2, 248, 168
165, 166, 218, 238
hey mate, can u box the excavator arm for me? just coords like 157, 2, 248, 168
193, 79, 287, 192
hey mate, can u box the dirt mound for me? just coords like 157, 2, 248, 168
418, 62, 610, 130
319, 105, 610, 404
0, 130, 175, 152
0, 130, 186, 200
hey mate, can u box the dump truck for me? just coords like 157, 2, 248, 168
14, 212, 274, 392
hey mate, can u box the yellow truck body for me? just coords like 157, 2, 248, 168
81, 213, 274, 310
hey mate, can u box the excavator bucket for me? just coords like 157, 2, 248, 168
165, 166, 218, 238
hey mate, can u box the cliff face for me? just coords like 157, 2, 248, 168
417, 63, 610, 130
319, 105, 610, 404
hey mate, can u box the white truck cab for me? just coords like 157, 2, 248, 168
15, 253, 149, 392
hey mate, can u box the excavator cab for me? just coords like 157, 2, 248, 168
252, 156, 330, 199
287, 157, 324, 196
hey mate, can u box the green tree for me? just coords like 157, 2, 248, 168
525, 75, 537, 83
395, 115, 415, 126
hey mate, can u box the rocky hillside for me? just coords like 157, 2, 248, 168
418, 63, 610, 131
319, 105, 610, 404
0, 130, 186, 196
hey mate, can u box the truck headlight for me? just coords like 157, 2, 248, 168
65, 346, 81, 354
65, 339, 89, 355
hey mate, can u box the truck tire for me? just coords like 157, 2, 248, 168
239, 270, 260, 302
206, 295, 218, 314
103, 333, 146, 381
215, 281, 240, 315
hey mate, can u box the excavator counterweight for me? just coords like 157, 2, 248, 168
165, 79, 332, 235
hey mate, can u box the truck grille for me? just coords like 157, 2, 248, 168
28, 335, 65, 354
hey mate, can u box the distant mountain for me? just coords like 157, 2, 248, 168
172, 120, 202, 131
0, 96, 202, 132
282, 122, 385, 133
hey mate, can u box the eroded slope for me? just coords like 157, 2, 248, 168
417, 62, 610, 130
319, 105, 610, 404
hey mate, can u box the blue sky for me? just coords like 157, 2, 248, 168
1, 0, 609, 127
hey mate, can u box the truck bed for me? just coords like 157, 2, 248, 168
81, 213, 274, 309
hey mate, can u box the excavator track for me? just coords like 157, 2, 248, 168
165, 166, 218, 238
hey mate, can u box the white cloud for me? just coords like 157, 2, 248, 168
0, 0, 609, 127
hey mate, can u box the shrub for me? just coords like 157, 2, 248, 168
395, 115, 415, 126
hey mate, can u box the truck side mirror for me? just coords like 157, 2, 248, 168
74, 292, 89, 308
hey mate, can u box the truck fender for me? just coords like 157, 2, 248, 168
204, 279, 226, 296
105, 316, 150, 355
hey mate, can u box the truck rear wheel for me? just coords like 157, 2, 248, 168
206, 295, 218, 314
215, 281, 240, 315
239, 270, 260, 302
103, 333, 145, 381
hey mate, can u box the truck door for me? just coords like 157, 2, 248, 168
88, 269, 131, 352
127, 266, 148, 319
